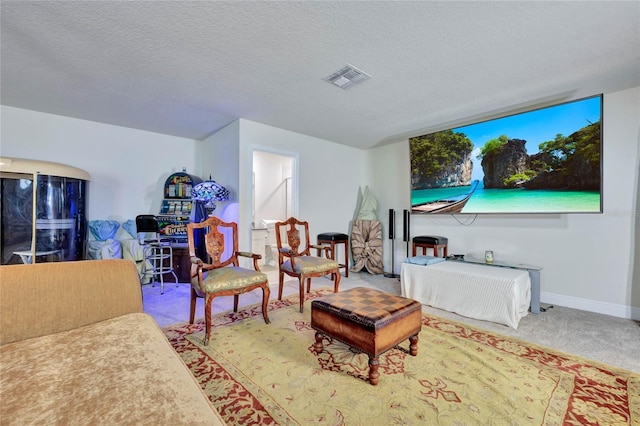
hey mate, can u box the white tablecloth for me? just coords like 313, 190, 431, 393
401, 261, 531, 328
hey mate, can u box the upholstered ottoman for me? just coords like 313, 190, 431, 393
310, 287, 422, 385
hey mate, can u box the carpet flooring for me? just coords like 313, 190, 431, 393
143, 269, 640, 374
162, 289, 639, 425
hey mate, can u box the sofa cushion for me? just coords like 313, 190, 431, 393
0, 313, 224, 425
0, 259, 143, 345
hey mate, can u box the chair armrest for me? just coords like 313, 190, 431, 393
237, 251, 261, 260
312, 244, 333, 258
237, 251, 263, 272
278, 247, 298, 269
190, 256, 214, 270
279, 249, 297, 259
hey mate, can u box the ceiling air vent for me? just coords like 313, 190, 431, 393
323, 64, 371, 90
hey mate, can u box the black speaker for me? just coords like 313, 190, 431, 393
402, 209, 410, 242
384, 208, 400, 279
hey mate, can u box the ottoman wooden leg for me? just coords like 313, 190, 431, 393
368, 355, 380, 386
409, 334, 419, 356
314, 332, 324, 353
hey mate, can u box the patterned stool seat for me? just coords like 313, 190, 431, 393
311, 287, 422, 385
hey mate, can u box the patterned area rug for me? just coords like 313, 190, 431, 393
164, 288, 639, 425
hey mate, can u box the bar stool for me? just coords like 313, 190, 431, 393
136, 215, 178, 294
317, 232, 349, 277
412, 235, 448, 258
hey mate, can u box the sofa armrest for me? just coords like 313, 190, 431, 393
0, 259, 143, 345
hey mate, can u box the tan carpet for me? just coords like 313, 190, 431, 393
164, 288, 639, 425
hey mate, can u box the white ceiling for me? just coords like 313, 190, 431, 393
1, 1, 638, 150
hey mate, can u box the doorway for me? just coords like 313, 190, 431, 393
251, 149, 298, 275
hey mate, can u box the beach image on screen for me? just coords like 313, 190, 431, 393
409, 95, 602, 214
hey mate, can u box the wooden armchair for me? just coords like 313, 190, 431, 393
187, 217, 270, 345
275, 217, 341, 313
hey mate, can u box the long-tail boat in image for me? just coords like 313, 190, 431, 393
412, 180, 479, 213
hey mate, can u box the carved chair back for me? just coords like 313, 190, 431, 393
187, 216, 239, 269
274, 217, 312, 257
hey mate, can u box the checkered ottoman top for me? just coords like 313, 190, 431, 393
311, 287, 421, 330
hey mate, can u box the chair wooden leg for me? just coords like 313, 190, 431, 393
189, 287, 197, 324
333, 269, 341, 293
261, 284, 271, 324
233, 294, 239, 312
306, 277, 312, 293
204, 294, 215, 346
278, 272, 285, 300
299, 278, 305, 313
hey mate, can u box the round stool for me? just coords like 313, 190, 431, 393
412, 235, 448, 258
317, 232, 349, 277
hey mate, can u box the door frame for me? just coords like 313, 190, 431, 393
250, 145, 300, 226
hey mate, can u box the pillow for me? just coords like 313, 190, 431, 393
88, 220, 120, 241
121, 219, 137, 239
405, 255, 445, 266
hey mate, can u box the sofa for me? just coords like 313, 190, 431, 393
0, 259, 225, 425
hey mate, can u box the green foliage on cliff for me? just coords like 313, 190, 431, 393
410, 130, 473, 177
503, 171, 536, 187
477, 135, 508, 159
538, 121, 601, 172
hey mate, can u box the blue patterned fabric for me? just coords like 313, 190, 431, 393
88, 220, 120, 241
405, 255, 445, 266
121, 220, 137, 239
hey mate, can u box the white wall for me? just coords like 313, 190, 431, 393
0, 110, 367, 265
0, 106, 198, 225
197, 119, 240, 211
194, 119, 366, 260
369, 87, 640, 319
2, 87, 637, 319
238, 119, 367, 248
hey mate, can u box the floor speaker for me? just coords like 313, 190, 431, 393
402, 209, 410, 242
384, 209, 399, 278
403, 209, 410, 257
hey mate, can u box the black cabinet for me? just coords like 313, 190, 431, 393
170, 244, 191, 283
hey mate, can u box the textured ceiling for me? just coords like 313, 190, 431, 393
1, 1, 639, 150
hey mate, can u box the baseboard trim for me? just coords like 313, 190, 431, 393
541, 291, 640, 321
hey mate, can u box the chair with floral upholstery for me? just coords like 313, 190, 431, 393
187, 216, 270, 345
275, 217, 341, 313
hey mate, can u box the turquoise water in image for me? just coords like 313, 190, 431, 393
411, 181, 601, 213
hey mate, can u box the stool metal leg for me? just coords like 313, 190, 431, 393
141, 243, 178, 294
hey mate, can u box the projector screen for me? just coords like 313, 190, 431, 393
409, 94, 603, 214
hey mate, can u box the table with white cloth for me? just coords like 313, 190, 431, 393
401, 260, 532, 328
